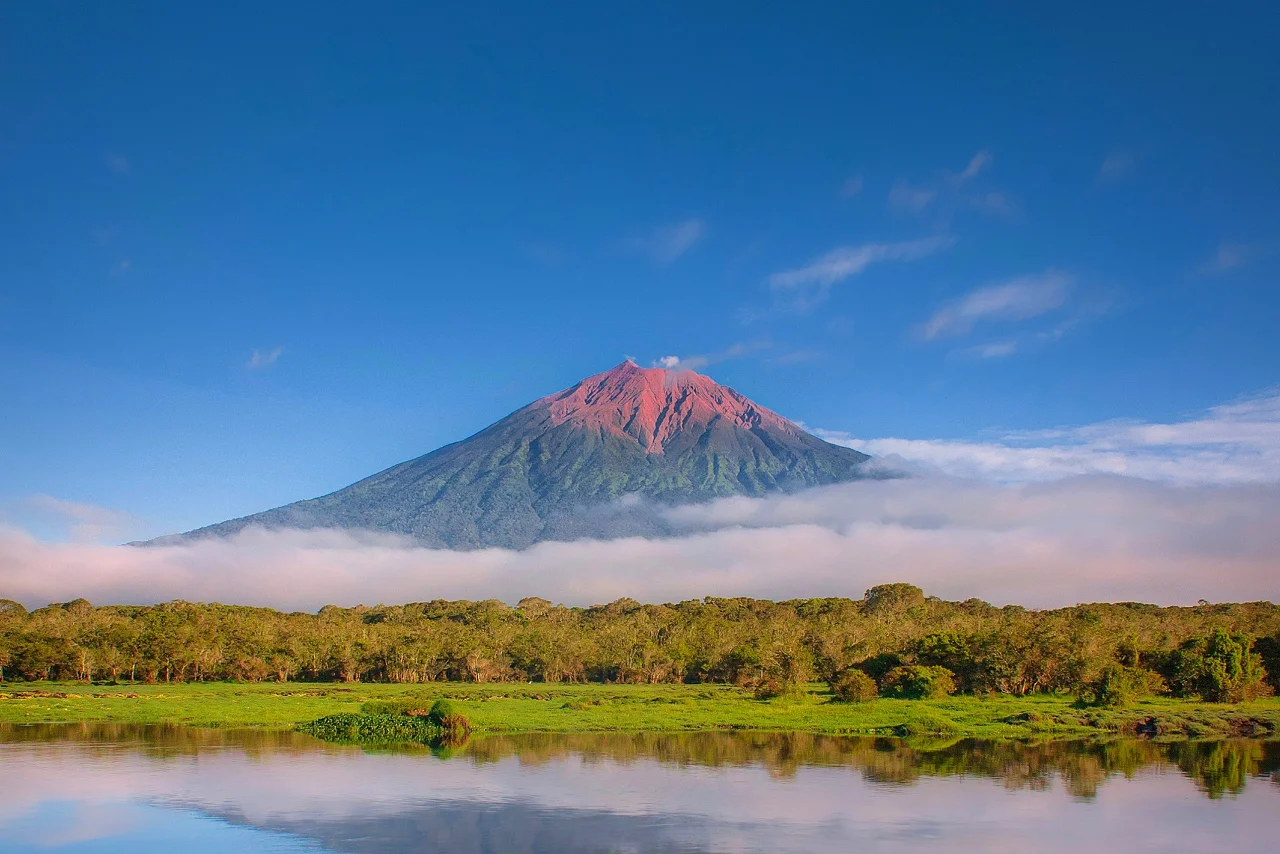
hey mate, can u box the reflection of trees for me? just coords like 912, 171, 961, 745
4, 723, 1278, 800
0, 721, 329, 761
465, 732, 1279, 800
1167, 740, 1265, 799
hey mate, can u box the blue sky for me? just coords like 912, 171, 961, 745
2, 3, 1279, 544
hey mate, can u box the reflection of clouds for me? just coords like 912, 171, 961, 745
4, 800, 141, 848
1, 739, 1278, 854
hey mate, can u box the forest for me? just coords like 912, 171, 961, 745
2, 584, 1277, 705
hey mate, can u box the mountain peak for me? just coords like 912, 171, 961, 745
535, 361, 797, 454
163, 361, 870, 550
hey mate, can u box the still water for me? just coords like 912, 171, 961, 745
1, 725, 1277, 853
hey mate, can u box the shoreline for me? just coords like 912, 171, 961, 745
3, 681, 1277, 741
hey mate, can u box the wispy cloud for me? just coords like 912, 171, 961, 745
771, 235, 954, 291
966, 191, 1018, 216
1097, 150, 1136, 184
920, 270, 1072, 339
24, 495, 135, 543
654, 340, 771, 371
1198, 239, 1279, 274
817, 389, 1280, 486
246, 346, 284, 369
767, 235, 954, 314
109, 259, 132, 277
887, 184, 936, 214
839, 175, 864, 198
959, 340, 1018, 359
92, 226, 121, 246
105, 154, 131, 175
623, 219, 706, 264
955, 150, 992, 183
895, 150, 1012, 217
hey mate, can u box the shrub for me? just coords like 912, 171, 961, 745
438, 713, 471, 732
753, 678, 787, 700
428, 698, 465, 726
1080, 665, 1160, 707
916, 632, 975, 689
828, 668, 878, 703
880, 665, 957, 700
1255, 634, 1280, 692
896, 711, 963, 736
1166, 630, 1269, 703
857, 652, 904, 682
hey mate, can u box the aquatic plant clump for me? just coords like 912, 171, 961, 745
298, 713, 443, 746
299, 704, 473, 748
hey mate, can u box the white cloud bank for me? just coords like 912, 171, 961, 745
2, 472, 1277, 611
4, 391, 1278, 611
817, 390, 1280, 484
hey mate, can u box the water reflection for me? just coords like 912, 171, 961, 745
1, 725, 1277, 853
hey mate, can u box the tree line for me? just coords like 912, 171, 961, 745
1, 584, 1277, 703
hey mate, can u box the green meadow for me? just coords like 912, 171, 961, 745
3, 680, 1278, 741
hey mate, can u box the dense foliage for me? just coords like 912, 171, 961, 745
1, 585, 1276, 703
297, 712, 440, 745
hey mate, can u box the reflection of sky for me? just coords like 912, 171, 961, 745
1, 738, 1277, 853
3, 799, 320, 853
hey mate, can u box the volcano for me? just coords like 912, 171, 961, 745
164, 361, 871, 549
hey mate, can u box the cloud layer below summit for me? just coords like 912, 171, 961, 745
5, 390, 1277, 611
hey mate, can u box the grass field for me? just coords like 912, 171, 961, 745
2, 681, 1278, 740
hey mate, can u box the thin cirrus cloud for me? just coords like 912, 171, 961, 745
23, 494, 136, 543
966, 191, 1018, 216
887, 184, 937, 214
959, 340, 1019, 359
1198, 239, 1279, 274
1096, 150, 1136, 184
955, 150, 992, 183
839, 174, 864, 197
919, 271, 1073, 339
622, 218, 706, 264
770, 235, 955, 291
889, 151, 1016, 218
246, 346, 284, 369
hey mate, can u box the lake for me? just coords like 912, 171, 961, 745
1, 725, 1277, 853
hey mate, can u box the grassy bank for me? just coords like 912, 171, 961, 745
1, 681, 1277, 740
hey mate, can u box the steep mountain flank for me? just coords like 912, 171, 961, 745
162, 361, 871, 549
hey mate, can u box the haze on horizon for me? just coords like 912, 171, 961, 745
1, 4, 1278, 609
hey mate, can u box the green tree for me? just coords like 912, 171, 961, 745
863, 583, 925, 615
1167, 629, 1268, 702
828, 668, 878, 702
1080, 665, 1152, 708
880, 665, 957, 700
1255, 633, 1280, 692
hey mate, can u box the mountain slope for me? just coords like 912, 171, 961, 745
165, 361, 871, 549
